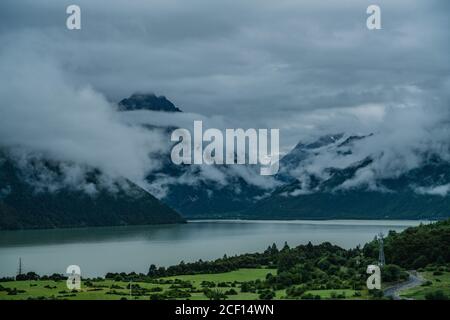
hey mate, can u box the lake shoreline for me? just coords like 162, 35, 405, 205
0, 219, 425, 277
0, 217, 434, 234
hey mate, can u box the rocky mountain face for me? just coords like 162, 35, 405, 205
119, 93, 450, 220
240, 134, 450, 219
149, 165, 268, 218
119, 93, 271, 218
118, 93, 182, 112
143, 140, 269, 218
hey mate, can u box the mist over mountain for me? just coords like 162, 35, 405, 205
0, 150, 185, 230
1, 75, 449, 224
240, 134, 450, 219
115, 94, 450, 220
0, 53, 188, 230
1, 0, 449, 225
117, 95, 276, 217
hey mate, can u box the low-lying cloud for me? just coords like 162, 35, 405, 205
0, 0, 449, 197
0, 46, 166, 190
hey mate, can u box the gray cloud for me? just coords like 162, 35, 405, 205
0, 0, 448, 193
0, 46, 167, 189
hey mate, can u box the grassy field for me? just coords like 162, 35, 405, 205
0, 268, 274, 300
0, 267, 369, 300
301, 289, 366, 299
163, 268, 274, 282
400, 270, 450, 300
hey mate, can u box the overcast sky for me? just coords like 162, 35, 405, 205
0, 0, 449, 191
1, 0, 449, 142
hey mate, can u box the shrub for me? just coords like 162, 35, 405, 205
421, 281, 432, 287
301, 293, 321, 300
224, 288, 238, 295
258, 290, 275, 300
217, 282, 230, 288
286, 285, 307, 298
425, 290, 448, 300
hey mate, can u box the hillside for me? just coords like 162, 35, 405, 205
0, 152, 185, 230
239, 135, 450, 220
364, 219, 450, 268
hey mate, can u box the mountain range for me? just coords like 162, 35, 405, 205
1, 92, 449, 230
122, 93, 450, 220
0, 151, 185, 230
239, 141, 450, 220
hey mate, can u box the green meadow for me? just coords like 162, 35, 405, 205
0, 268, 369, 300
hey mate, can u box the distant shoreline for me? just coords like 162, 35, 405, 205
0, 218, 432, 233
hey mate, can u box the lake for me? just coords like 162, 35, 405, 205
0, 220, 425, 277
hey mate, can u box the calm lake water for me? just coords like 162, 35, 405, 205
0, 220, 425, 277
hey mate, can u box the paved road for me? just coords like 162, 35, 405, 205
384, 271, 424, 300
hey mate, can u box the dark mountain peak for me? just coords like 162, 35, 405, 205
118, 93, 182, 112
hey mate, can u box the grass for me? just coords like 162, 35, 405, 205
301, 289, 367, 300
0, 268, 276, 300
400, 270, 450, 300
0, 267, 369, 300
163, 268, 275, 282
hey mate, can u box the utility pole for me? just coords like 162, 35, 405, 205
377, 232, 385, 267
18, 257, 22, 276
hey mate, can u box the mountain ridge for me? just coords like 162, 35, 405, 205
0, 151, 185, 230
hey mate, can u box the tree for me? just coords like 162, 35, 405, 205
259, 290, 275, 300
148, 264, 157, 277
412, 256, 428, 269
204, 289, 227, 300
382, 264, 407, 282
277, 252, 296, 272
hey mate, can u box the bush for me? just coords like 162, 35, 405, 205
240, 282, 251, 293
425, 290, 448, 300
149, 293, 165, 300
201, 281, 216, 288
368, 289, 383, 299
258, 290, 275, 300
286, 285, 307, 298
382, 264, 408, 282
204, 289, 227, 300
224, 289, 238, 295
149, 287, 163, 292
301, 293, 321, 300
217, 282, 230, 288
